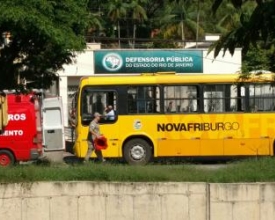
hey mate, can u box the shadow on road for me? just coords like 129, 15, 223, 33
63, 140, 83, 164
63, 156, 83, 164
65, 140, 74, 154
63, 140, 232, 167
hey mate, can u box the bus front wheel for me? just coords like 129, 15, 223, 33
123, 138, 152, 165
0, 150, 15, 167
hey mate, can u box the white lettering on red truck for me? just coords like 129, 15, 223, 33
8, 114, 26, 121
1, 130, 24, 136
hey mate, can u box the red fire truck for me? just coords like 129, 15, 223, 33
0, 92, 43, 166
0, 92, 65, 166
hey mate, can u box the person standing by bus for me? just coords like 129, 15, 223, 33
84, 112, 105, 163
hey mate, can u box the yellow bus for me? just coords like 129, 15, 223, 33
73, 72, 275, 165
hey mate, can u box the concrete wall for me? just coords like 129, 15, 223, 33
210, 183, 275, 220
0, 182, 275, 220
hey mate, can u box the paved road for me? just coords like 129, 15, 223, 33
42, 132, 229, 169
42, 150, 228, 170
40, 138, 77, 164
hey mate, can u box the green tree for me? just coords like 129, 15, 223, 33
129, 0, 148, 48
211, 0, 275, 58
86, 12, 104, 42
242, 43, 275, 73
215, 3, 242, 34
155, 0, 204, 47
86, 0, 109, 41
0, 0, 89, 90
105, 0, 129, 48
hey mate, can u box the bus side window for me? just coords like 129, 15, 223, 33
91, 94, 105, 115
203, 85, 225, 113
127, 94, 137, 113
127, 86, 160, 114
164, 85, 198, 113
225, 85, 239, 112
81, 88, 118, 125
248, 84, 275, 112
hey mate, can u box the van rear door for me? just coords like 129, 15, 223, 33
42, 97, 65, 151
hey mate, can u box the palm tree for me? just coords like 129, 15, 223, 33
211, 0, 273, 57
155, 0, 204, 47
215, 1, 255, 34
128, 0, 148, 48
86, 12, 104, 42
105, 0, 129, 48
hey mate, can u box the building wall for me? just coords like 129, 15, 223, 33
203, 50, 241, 74
57, 49, 96, 126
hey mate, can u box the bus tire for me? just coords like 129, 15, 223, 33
0, 150, 15, 167
123, 138, 152, 165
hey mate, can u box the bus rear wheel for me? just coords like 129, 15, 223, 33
0, 150, 15, 167
123, 138, 152, 165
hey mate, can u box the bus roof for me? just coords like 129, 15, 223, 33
80, 73, 275, 86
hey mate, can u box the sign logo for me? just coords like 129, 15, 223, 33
133, 120, 142, 130
102, 53, 123, 72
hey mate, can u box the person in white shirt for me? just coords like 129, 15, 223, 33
105, 105, 115, 120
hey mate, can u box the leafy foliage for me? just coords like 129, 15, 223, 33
1, 0, 275, 89
155, 0, 204, 41
212, 0, 243, 14
0, 0, 89, 90
210, 0, 275, 60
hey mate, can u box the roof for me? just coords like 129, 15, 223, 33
80, 73, 275, 86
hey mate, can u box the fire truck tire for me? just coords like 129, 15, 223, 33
0, 150, 15, 167
123, 138, 152, 165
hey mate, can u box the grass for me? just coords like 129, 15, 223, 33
1, 157, 275, 183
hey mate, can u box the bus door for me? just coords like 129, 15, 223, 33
80, 88, 119, 157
